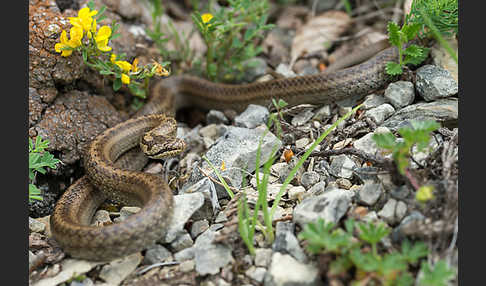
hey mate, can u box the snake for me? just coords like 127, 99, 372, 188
50, 41, 400, 261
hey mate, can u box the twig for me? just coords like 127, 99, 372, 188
312, 147, 393, 169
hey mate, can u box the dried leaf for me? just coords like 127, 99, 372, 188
290, 10, 351, 66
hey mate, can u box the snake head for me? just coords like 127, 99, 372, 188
140, 117, 186, 159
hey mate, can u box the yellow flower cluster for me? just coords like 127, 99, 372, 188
55, 7, 112, 57
110, 54, 138, 84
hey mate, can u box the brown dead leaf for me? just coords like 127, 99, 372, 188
290, 10, 352, 66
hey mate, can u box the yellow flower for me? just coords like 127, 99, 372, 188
115, 60, 132, 73
131, 58, 139, 73
416, 185, 435, 202
110, 53, 117, 63
94, 25, 112, 52
69, 7, 98, 35
201, 13, 213, 25
55, 27, 83, 57
121, 73, 130, 84
152, 60, 169, 76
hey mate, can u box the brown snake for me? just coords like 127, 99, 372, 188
50, 42, 399, 261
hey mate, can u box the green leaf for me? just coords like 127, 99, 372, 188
329, 255, 353, 275
404, 46, 429, 65
29, 184, 43, 202
113, 78, 122, 91
402, 22, 422, 41
380, 252, 408, 276
372, 132, 397, 150
401, 240, 429, 264
419, 260, 455, 286
358, 221, 390, 245
387, 21, 401, 46
349, 249, 380, 272
395, 272, 414, 286
386, 62, 403, 75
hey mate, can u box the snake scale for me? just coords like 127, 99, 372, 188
50, 42, 400, 261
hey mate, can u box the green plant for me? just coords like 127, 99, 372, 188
385, 21, 429, 75
385, 0, 458, 75
192, 0, 274, 82
55, 0, 170, 98
419, 260, 455, 286
298, 218, 447, 285
372, 120, 440, 176
29, 137, 61, 202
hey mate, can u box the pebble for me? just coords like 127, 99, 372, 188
170, 232, 194, 252
384, 81, 415, 108
357, 182, 384, 206
288, 186, 306, 201
307, 181, 327, 197
336, 178, 352, 189
362, 94, 387, 110
415, 65, 458, 101
206, 110, 230, 125
329, 155, 357, 179
190, 219, 210, 239
377, 198, 407, 225
291, 109, 314, 126
273, 222, 307, 263
246, 266, 267, 283
366, 103, 395, 125
254, 248, 273, 267
391, 211, 426, 242
293, 189, 354, 226
295, 137, 310, 149
29, 217, 45, 233
263, 252, 322, 286
313, 105, 332, 121
143, 244, 172, 265
179, 260, 195, 272
353, 126, 391, 156
99, 253, 143, 285
300, 171, 320, 189
234, 104, 270, 129
382, 98, 458, 131
194, 225, 234, 275
117, 207, 141, 222
91, 210, 112, 226
32, 259, 102, 286
162, 193, 205, 243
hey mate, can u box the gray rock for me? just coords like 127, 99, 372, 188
91, 210, 112, 226
353, 126, 391, 156
246, 266, 267, 283
143, 244, 172, 265
255, 248, 273, 267
264, 252, 322, 286
116, 206, 141, 222
381, 98, 458, 131
170, 232, 194, 252
329, 155, 357, 179
300, 171, 320, 189
391, 211, 426, 242
291, 109, 314, 126
174, 247, 196, 262
190, 219, 210, 239
161, 193, 205, 243
362, 94, 387, 110
275, 63, 297, 78
416, 65, 458, 101
293, 189, 354, 226
206, 110, 230, 125
194, 225, 234, 275
357, 182, 384, 206
272, 222, 307, 263
384, 81, 415, 108
235, 104, 270, 129
29, 217, 45, 233
390, 185, 413, 201
377, 199, 407, 225
288, 186, 306, 200
179, 260, 195, 272
366, 104, 395, 124
69, 277, 94, 286
307, 181, 327, 197
99, 253, 143, 286
295, 137, 310, 149
183, 126, 281, 195
313, 105, 332, 121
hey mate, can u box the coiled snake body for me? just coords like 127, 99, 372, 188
50, 43, 399, 261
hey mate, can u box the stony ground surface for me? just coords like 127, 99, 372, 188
29, 0, 458, 285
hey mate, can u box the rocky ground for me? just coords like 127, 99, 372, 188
29, 0, 458, 285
